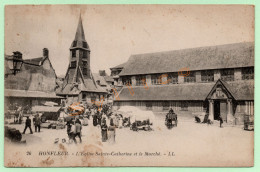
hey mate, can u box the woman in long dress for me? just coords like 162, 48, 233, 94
108, 119, 116, 144
93, 114, 98, 126
101, 118, 108, 142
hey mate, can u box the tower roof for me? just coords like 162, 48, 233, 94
70, 14, 90, 50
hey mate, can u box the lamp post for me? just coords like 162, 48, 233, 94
5, 51, 23, 75
5, 51, 40, 77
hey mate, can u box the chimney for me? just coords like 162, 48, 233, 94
43, 48, 49, 58
99, 70, 106, 76
13, 51, 23, 59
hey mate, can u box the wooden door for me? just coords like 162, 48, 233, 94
220, 101, 227, 122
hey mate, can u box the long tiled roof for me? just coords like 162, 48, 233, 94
110, 62, 126, 69
119, 42, 254, 76
115, 80, 254, 101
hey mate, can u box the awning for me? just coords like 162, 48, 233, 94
31, 106, 61, 112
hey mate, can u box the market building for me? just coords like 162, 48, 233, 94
113, 42, 254, 124
56, 15, 107, 105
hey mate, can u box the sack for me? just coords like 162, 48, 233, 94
5, 127, 22, 142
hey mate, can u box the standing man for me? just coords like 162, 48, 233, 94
219, 116, 223, 128
22, 116, 33, 134
34, 114, 41, 132
66, 118, 73, 137
74, 118, 82, 143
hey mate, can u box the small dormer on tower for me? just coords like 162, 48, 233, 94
69, 14, 91, 79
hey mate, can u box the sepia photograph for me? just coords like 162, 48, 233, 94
4, 5, 254, 167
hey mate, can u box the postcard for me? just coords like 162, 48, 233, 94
4, 5, 254, 167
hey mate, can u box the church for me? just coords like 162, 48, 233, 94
56, 15, 107, 105
112, 42, 254, 124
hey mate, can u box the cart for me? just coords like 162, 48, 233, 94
131, 120, 152, 131
165, 113, 178, 129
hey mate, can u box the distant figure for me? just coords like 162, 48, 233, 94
166, 109, 176, 126
34, 114, 41, 132
169, 108, 174, 114
108, 119, 116, 144
75, 118, 82, 125
73, 119, 82, 143
22, 116, 33, 134
101, 118, 108, 142
66, 118, 73, 137
97, 111, 102, 126
219, 116, 223, 128
93, 114, 98, 126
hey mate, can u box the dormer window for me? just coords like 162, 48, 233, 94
83, 50, 87, 58
72, 50, 76, 58
83, 61, 88, 68
73, 41, 77, 47
221, 69, 234, 81
70, 61, 76, 68
83, 41, 88, 48
201, 70, 214, 82
242, 67, 254, 80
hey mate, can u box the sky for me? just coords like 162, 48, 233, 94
5, 5, 254, 77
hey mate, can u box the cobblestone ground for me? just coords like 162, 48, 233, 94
4, 116, 253, 167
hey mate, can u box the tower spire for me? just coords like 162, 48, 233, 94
75, 13, 86, 42
70, 13, 89, 50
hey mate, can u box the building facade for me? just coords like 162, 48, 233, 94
110, 62, 126, 86
5, 48, 62, 113
113, 42, 254, 124
56, 15, 107, 105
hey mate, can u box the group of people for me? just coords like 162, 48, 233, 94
89, 106, 118, 144
64, 104, 118, 144
66, 117, 82, 144
22, 114, 41, 134
100, 117, 116, 144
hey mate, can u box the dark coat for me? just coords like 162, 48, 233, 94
25, 118, 32, 126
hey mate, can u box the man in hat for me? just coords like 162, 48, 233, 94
73, 118, 82, 143
34, 114, 41, 132
23, 116, 33, 134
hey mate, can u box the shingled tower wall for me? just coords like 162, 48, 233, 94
68, 14, 91, 83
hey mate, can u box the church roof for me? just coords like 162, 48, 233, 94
59, 15, 107, 96
119, 42, 254, 76
70, 15, 90, 50
115, 80, 254, 101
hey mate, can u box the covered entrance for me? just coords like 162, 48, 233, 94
213, 100, 227, 121
207, 79, 235, 123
